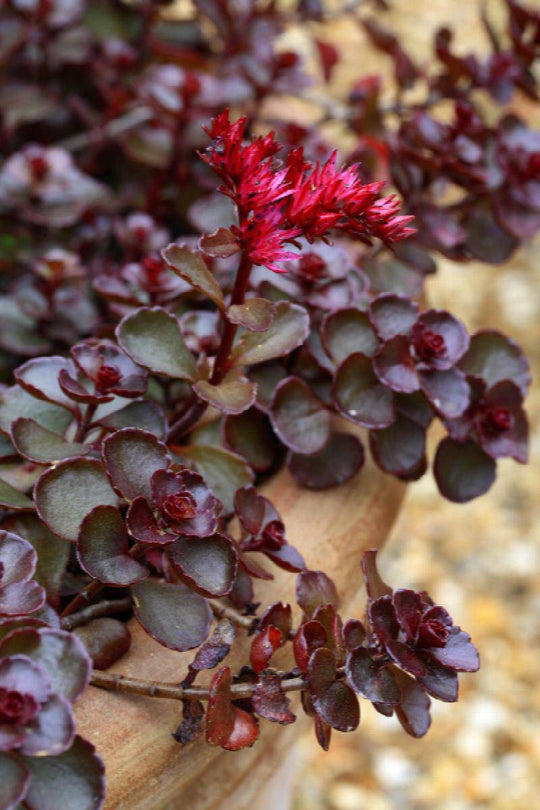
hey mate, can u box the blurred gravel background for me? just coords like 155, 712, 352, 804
290, 2, 540, 808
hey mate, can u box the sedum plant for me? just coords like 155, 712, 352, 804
0, 0, 536, 806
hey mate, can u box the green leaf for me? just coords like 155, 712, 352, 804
270, 377, 331, 455
15, 357, 76, 411
178, 445, 254, 514
0, 752, 30, 810
0, 386, 72, 437
132, 580, 212, 652
77, 505, 148, 586
0, 628, 91, 702
102, 428, 170, 502
194, 375, 257, 415
34, 458, 117, 542
0, 476, 34, 510
12, 418, 89, 464
227, 298, 276, 332
23, 736, 105, 810
231, 302, 309, 367
116, 307, 196, 380
6, 514, 70, 609
162, 244, 225, 310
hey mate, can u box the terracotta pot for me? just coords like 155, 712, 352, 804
75, 439, 405, 810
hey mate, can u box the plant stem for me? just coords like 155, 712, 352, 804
59, 107, 154, 153
60, 580, 105, 619
74, 402, 97, 443
61, 597, 133, 631
167, 252, 253, 442
90, 670, 307, 701
207, 598, 256, 631
210, 253, 253, 385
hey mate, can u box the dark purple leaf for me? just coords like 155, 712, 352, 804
427, 627, 480, 672
370, 415, 426, 476
434, 437, 496, 502
419, 368, 470, 418
168, 533, 237, 597
346, 647, 400, 704
189, 618, 235, 672
131, 579, 212, 652
103, 428, 170, 502
394, 668, 432, 738
417, 658, 459, 702
253, 672, 296, 725
223, 409, 278, 472
459, 330, 531, 396
361, 549, 392, 600
34, 458, 118, 542
288, 431, 365, 489
333, 353, 395, 429
322, 308, 379, 364
0, 628, 91, 702
270, 377, 331, 455
368, 294, 419, 341
308, 647, 359, 732
296, 570, 339, 617
77, 505, 148, 586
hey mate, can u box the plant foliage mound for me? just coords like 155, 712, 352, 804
0, 0, 536, 806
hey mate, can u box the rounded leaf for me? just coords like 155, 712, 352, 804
369, 416, 426, 477
333, 353, 395, 429
322, 308, 379, 364
77, 505, 148, 586
34, 458, 117, 542
194, 376, 257, 416
231, 302, 309, 367
459, 330, 530, 396
0, 752, 30, 810
296, 570, 339, 617
419, 368, 470, 419
270, 377, 331, 455
116, 307, 196, 380
162, 243, 225, 310
368, 294, 419, 341
12, 418, 89, 464
373, 336, 419, 394
434, 437, 496, 503
288, 432, 364, 489
102, 428, 170, 502
0, 628, 91, 702
223, 408, 278, 472
131, 579, 212, 652
23, 735, 105, 810
168, 534, 238, 597
227, 298, 276, 332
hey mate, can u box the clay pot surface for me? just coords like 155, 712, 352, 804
75, 443, 405, 810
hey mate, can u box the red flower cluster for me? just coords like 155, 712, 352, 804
201, 110, 415, 272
